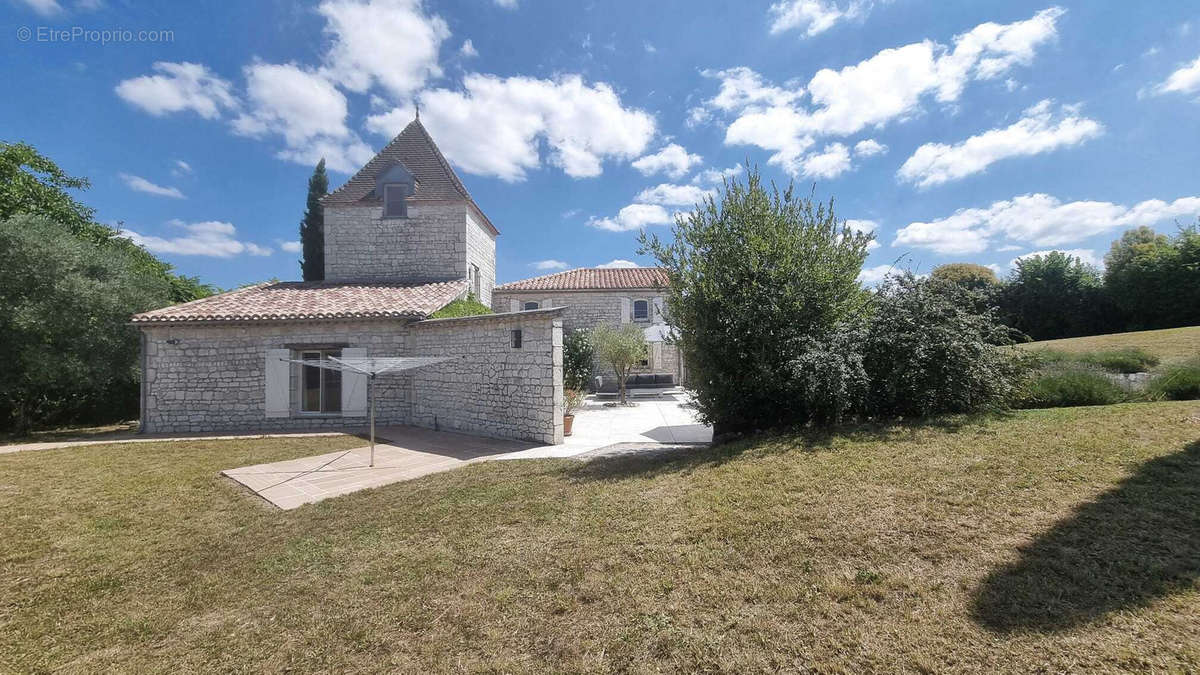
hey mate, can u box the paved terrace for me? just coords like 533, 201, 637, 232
224, 392, 710, 509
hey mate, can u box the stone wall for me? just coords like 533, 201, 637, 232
409, 310, 563, 444
139, 312, 563, 444
492, 289, 664, 332
465, 207, 497, 306
324, 201, 468, 283
491, 289, 682, 383
140, 320, 413, 435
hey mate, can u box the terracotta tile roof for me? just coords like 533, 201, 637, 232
321, 118, 498, 235
131, 280, 467, 324
496, 267, 669, 292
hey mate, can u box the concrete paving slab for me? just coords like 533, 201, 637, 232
222, 394, 712, 509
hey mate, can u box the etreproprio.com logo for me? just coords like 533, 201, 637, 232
16, 26, 174, 44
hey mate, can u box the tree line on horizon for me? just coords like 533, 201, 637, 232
930, 226, 1200, 341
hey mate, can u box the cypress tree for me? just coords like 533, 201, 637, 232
299, 158, 327, 281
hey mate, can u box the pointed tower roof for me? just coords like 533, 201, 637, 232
322, 118, 498, 234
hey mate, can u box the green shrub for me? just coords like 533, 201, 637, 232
1016, 364, 1127, 409
564, 330, 595, 391
638, 167, 873, 434
861, 274, 1026, 417
429, 293, 492, 319
1073, 348, 1160, 373
1026, 347, 1159, 374
1146, 357, 1200, 401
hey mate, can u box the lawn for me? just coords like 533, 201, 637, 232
2, 403, 1199, 672
1022, 325, 1200, 363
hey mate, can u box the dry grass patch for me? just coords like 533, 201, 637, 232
1022, 325, 1200, 364
1, 405, 1199, 672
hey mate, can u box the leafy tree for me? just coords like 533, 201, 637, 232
863, 274, 1023, 417
639, 167, 872, 435
999, 251, 1108, 340
0, 141, 105, 242
564, 329, 595, 391
1104, 224, 1200, 330
0, 141, 213, 304
300, 158, 328, 281
931, 262, 999, 291
591, 323, 647, 405
0, 216, 174, 431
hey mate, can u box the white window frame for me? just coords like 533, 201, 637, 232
299, 349, 343, 414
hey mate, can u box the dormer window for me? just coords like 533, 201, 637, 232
384, 184, 409, 218
375, 162, 416, 220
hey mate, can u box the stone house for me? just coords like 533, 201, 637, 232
492, 268, 685, 387
133, 118, 563, 444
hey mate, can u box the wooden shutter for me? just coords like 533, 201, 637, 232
542, 297, 554, 309
341, 347, 368, 417
264, 349, 291, 418
509, 298, 520, 313
620, 297, 631, 323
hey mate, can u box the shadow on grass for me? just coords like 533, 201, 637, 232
972, 440, 1200, 633
566, 411, 1011, 483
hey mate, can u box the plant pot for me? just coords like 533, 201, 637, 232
563, 414, 574, 436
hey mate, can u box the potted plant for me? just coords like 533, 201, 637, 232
563, 388, 585, 436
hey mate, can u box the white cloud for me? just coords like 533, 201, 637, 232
278, 240, 303, 253
232, 62, 373, 173
598, 259, 639, 268
631, 143, 703, 179
172, 159, 193, 176
1009, 248, 1100, 269
532, 259, 569, 270
894, 193, 1200, 255
493, 0, 517, 8
317, 0, 449, 100
15, 0, 62, 16
853, 138, 887, 157
367, 74, 655, 181
797, 142, 851, 178
115, 62, 237, 119
858, 263, 897, 285
122, 220, 272, 258
634, 183, 714, 207
459, 39, 478, 58
692, 165, 742, 184
768, 0, 877, 38
119, 173, 185, 199
587, 204, 675, 232
697, 8, 1066, 176
897, 100, 1103, 188
1154, 54, 1200, 96
561, 208, 581, 219
845, 218, 880, 250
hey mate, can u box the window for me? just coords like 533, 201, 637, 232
383, 183, 409, 218
511, 329, 523, 349
470, 264, 481, 297
300, 350, 342, 413
523, 301, 540, 311
633, 299, 649, 320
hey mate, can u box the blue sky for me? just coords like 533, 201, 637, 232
2, 0, 1199, 289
